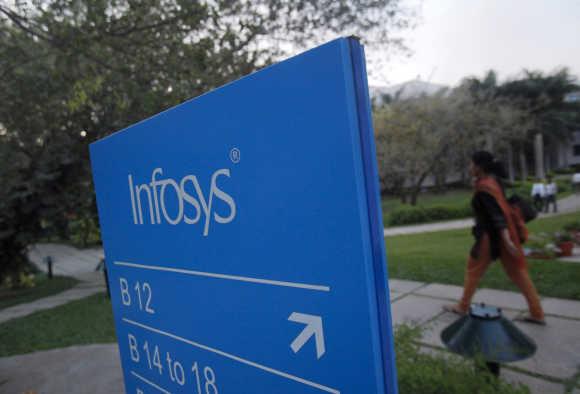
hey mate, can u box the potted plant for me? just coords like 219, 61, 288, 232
554, 232, 575, 257
564, 220, 580, 245
526, 235, 557, 260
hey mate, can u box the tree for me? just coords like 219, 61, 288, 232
0, 0, 414, 282
375, 92, 457, 205
374, 80, 531, 205
374, 68, 580, 207
460, 70, 533, 182
497, 69, 580, 179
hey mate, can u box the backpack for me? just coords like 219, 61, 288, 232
507, 194, 538, 223
476, 178, 534, 245
507, 195, 537, 244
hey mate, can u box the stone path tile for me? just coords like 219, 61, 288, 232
541, 297, 580, 319
414, 283, 464, 300
502, 369, 565, 394
420, 310, 461, 348
389, 290, 404, 302
0, 344, 123, 394
388, 279, 425, 295
390, 294, 448, 326
395, 284, 580, 321
511, 316, 580, 380
472, 288, 529, 311
411, 283, 542, 312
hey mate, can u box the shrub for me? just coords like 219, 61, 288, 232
395, 325, 530, 394
68, 215, 101, 248
389, 205, 472, 226
554, 232, 573, 243
564, 220, 580, 232
555, 179, 570, 194
508, 179, 570, 196
553, 167, 575, 175
1, 270, 36, 290
526, 233, 558, 259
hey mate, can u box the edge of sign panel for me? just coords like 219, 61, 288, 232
345, 37, 399, 394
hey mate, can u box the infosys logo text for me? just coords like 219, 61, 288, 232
128, 168, 236, 236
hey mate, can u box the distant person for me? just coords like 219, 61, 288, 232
573, 172, 580, 195
444, 151, 545, 325
530, 179, 546, 211
544, 176, 558, 213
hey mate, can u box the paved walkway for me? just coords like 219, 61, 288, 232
1, 278, 578, 393
0, 244, 107, 324
0, 344, 124, 394
559, 247, 580, 264
0, 279, 104, 324
389, 279, 580, 394
27, 243, 104, 281
384, 194, 580, 236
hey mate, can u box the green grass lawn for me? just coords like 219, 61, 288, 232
386, 211, 580, 300
0, 274, 78, 310
0, 292, 115, 357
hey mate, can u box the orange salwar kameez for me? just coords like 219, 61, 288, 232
458, 176, 544, 320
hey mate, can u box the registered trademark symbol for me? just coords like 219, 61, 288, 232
230, 148, 240, 163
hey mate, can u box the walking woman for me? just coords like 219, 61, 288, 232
444, 151, 545, 325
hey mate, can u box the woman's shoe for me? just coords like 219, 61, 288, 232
515, 314, 546, 326
442, 304, 468, 316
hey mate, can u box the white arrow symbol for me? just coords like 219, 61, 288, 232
288, 312, 326, 359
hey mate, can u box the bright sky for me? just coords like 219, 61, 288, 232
369, 0, 580, 87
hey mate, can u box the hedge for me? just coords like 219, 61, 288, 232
508, 179, 570, 197
387, 179, 571, 227
389, 205, 472, 226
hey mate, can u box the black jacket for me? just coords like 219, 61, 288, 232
471, 191, 507, 260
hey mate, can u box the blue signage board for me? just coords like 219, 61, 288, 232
90, 37, 397, 394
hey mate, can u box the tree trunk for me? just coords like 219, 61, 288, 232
519, 148, 528, 182
534, 132, 545, 179
507, 144, 515, 183
434, 171, 446, 193
410, 171, 431, 206
410, 189, 419, 206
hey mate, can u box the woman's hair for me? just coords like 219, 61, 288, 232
471, 150, 508, 179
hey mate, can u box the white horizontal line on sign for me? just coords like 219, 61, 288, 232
130, 370, 171, 394
114, 261, 331, 292
123, 318, 340, 394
